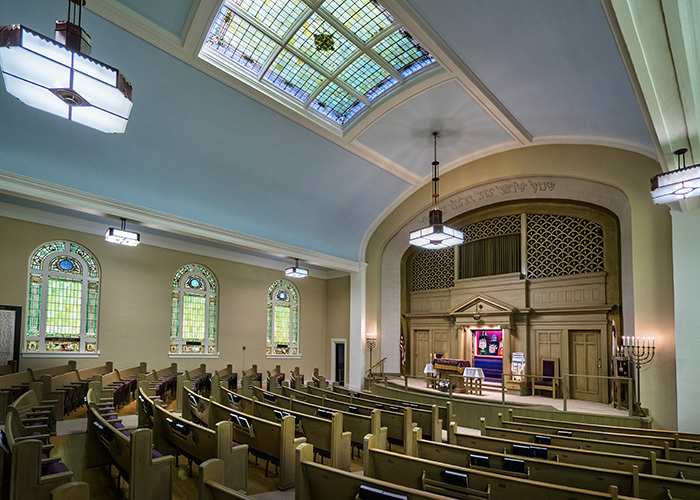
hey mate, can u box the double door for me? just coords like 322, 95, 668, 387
413, 329, 449, 376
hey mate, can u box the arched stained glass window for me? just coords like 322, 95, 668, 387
267, 280, 300, 357
25, 241, 101, 355
170, 263, 218, 356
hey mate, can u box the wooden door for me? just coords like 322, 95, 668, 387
569, 330, 602, 402
432, 330, 449, 359
414, 330, 431, 376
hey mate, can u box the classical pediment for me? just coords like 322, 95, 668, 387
449, 294, 516, 316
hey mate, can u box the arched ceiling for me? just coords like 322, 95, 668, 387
1, 0, 689, 270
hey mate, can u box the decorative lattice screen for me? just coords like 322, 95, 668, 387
526, 214, 604, 279
411, 247, 454, 291
462, 214, 521, 243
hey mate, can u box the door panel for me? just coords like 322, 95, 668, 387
432, 330, 449, 359
414, 330, 430, 376
569, 330, 602, 402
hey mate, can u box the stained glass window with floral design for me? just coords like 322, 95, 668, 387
267, 279, 299, 356
170, 263, 218, 356
25, 241, 100, 355
199, 0, 438, 130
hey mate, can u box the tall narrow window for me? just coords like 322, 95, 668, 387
170, 263, 218, 356
25, 241, 101, 355
267, 280, 300, 357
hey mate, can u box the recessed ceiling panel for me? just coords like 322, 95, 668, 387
357, 81, 516, 176
116, 0, 195, 36
407, 0, 651, 148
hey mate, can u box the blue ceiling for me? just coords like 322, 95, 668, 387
0, 0, 654, 266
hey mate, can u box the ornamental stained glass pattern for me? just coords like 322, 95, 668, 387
267, 279, 300, 356
199, 0, 439, 129
171, 263, 218, 355
24, 241, 101, 354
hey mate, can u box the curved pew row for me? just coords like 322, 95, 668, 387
218, 385, 353, 468
282, 384, 417, 450
449, 423, 700, 481
199, 459, 255, 500
508, 411, 700, 449
412, 427, 700, 499
363, 434, 633, 500
184, 386, 305, 490
480, 419, 700, 462
85, 385, 174, 500
218, 384, 385, 458
305, 383, 446, 439
296, 443, 454, 500
211, 365, 238, 394
140, 388, 248, 491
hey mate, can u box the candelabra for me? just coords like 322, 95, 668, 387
366, 332, 377, 377
619, 336, 655, 417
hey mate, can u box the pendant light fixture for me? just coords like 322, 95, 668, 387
285, 258, 309, 278
105, 218, 140, 246
0, 0, 133, 133
651, 148, 700, 204
409, 132, 464, 249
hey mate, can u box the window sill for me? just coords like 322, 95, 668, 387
22, 351, 100, 358
266, 354, 302, 359
169, 353, 220, 359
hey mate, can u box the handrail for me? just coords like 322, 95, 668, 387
366, 357, 387, 377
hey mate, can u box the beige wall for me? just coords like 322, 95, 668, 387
0, 216, 349, 380
364, 144, 679, 429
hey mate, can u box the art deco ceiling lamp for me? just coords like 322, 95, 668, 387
409, 132, 464, 249
105, 218, 140, 246
285, 258, 309, 278
651, 148, 700, 204
0, 0, 133, 133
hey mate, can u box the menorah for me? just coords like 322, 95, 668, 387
619, 336, 655, 417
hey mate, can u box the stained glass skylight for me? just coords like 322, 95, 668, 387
200, 0, 438, 130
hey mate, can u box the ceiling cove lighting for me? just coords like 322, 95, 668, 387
105, 218, 140, 247
651, 148, 700, 204
0, 0, 133, 133
285, 259, 309, 278
409, 132, 464, 249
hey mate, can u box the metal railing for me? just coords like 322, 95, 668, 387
377, 371, 635, 417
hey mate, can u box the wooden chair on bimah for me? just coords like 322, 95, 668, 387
532, 358, 560, 399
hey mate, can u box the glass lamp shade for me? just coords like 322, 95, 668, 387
651, 164, 700, 204
105, 227, 140, 246
409, 209, 464, 249
0, 24, 133, 133
285, 266, 309, 278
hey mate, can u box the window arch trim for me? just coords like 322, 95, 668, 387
266, 279, 301, 358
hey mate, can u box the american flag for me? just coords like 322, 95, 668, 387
400, 324, 406, 374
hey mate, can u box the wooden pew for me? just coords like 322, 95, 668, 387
75, 362, 114, 382
151, 403, 248, 491
244, 391, 352, 470
289, 367, 304, 389
28, 362, 76, 382
509, 411, 700, 449
6, 387, 55, 434
135, 363, 179, 402
284, 384, 416, 451
240, 365, 262, 397
7, 439, 73, 500
296, 442, 453, 500
412, 427, 700, 499
310, 368, 327, 388
266, 365, 284, 393
85, 388, 174, 500
0, 361, 17, 376
0, 370, 39, 423
449, 423, 700, 481
210, 365, 237, 401
40, 371, 89, 418
363, 435, 631, 500
199, 458, 254, 500
309, 383, 444, 440
185, 388, 305, 490
49, 481, 90, 500
481, 419, 700, 462
229, 384, 384, 457
176, 364, 208, 412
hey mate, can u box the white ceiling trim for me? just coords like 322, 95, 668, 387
0, 200, 341, 279
83, 0, 450, 184
0, 170, 361, 274
530, 135, 657, 160
380, 0, 533, 145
